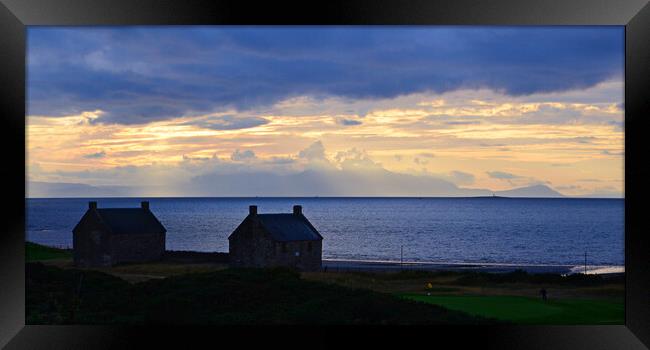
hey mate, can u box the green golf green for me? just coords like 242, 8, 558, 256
400, 294, 623, 324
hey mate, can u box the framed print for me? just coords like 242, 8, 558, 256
1, 0, 649, 348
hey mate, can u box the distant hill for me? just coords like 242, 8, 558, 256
27, 180, 567, 198
27, 181, 134, 198
494, 184, 564, 198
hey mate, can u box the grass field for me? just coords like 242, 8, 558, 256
400, 294, 624, 324
26, 262, 490, 325
25, 242, 625, 324
26, 242, 72, 262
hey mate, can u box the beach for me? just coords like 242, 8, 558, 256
322, 259, 624, 275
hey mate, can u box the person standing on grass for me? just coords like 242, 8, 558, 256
540, 288, 548, 302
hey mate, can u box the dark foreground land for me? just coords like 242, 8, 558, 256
26, 242, 624, 325
27, 263, 490, 325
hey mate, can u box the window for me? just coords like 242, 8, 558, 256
307, 242, 312, 252
281, 242, 287, 253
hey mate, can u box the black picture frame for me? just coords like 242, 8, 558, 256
1, 0, 648, 348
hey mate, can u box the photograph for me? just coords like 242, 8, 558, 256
25, 25, 625, 325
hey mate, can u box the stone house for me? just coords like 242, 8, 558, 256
72, 201, 166, 267
228, 205, 323, 271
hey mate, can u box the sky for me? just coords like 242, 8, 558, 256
26, 26, 624, 198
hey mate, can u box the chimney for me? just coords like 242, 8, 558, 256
249, 205, 258, 216
293, 205, 302, 216
88, 201, 97, 210
141, 201, 150, 210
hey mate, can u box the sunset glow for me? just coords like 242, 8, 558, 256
26, 27, 624, 197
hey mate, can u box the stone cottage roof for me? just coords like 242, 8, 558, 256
95, 208, 166, 234
256, 213, 323, 242
73, 201, 166, 235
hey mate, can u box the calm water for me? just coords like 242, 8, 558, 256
26, 197, 624, 266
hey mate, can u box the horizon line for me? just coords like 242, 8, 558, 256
25, 195, 624, 200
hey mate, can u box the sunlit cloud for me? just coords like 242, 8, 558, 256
26, 27, 624, 197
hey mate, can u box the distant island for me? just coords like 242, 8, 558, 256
27, 180, 619, 199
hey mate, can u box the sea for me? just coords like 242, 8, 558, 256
26, 197, 624, 268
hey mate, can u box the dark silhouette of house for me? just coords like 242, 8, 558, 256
228, 205, 323, 271
72, 201, 166, 267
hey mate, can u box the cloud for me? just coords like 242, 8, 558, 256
27, 181, 135, 198
430, 170, 476, 186
487, 171, 552, 188
30, 138, 613, 198
82, 150, 106, 159
182, 154, 211, 162
449, 170, 475, 186
444, 121, 481, 125
580, 186, 624, 198
298, 140, 327, 161
267, 157, 295, 165
574, 137, 596, 144
556, 185, 581, 191
486, 171, 522, 180
413, 157, 428, 166
31, 141, 472, 196
608, 120, 624, 131
230, 149, 256, 161
601, 150, 624, 156
335, 148, 383, 171
28, 27, 623, 124
577, 178, 602, 182
186, 115, 269, 130
337, 118, 363, 126
186, 168, 479, 197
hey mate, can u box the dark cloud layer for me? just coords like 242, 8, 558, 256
28, 27, 623, 124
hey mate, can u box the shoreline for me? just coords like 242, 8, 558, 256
26, 242, 624, 276
322, 258, 624, 275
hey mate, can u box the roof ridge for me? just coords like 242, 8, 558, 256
97, 207, 147, 210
